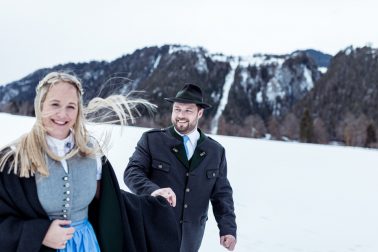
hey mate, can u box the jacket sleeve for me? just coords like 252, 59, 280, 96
123, 132, 160, 195
0, 171, 52, 252
210, 148, 237, 238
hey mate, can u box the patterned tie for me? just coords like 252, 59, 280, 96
183, 135, 190, 159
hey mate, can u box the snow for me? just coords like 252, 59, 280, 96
210, 58, 238, 134
195, 54, 209, 74
210, 91, 221, 103
344, 46, 354, 56
256, 91, 263, 103
207, 54, 285, 68
83, 71, 92, 80
152, 54, 161, 70
169, 46, 286, 70
1, 88, 19, 103
239, 68, 250, 90
300, 66, 314, 91
239, 55, 285, 68
18, 79, 33, 86
318, 67, 328, 74
210, 53, 230, 62
1, 113, 378, 252
169, 45, 205, 55
266, 76, 285, 103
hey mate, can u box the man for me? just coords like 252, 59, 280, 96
124, 84, 237, 252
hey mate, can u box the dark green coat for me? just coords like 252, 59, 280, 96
124, 126, 237, 252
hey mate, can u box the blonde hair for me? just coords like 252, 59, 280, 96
0, 72, 156, 177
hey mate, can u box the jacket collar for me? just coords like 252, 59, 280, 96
168, 126, 207, 171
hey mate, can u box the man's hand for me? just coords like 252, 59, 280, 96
220, 234, 236, 251
151, 187, 176, 207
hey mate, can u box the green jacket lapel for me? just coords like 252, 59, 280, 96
168, 126, 208, 171
169, 127, 189, 169
189, 129, 207, 171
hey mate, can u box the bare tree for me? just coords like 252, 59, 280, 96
267, 116, 281, 140
340, 113, 370, 146
243, 114, 267, 138
365, 123, 377, 148
280, 113, 300, 140
313, 117, 329, 144
299, 109, 314, 143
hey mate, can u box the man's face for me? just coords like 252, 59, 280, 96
171, 102, 203, 134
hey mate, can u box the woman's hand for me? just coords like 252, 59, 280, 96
151, 187, 176, 207
42, 219, 75, 249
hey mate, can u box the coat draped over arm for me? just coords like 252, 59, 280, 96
0, 156, 180, 252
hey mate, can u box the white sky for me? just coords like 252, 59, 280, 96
1, 0, 377, 84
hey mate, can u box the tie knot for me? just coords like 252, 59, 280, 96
183, 135, 189, 143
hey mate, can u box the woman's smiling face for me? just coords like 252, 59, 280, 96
41, 81, 79, 139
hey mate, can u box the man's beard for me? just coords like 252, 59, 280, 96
173, 119, 196, 134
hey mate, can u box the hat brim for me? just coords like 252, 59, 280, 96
164, 97, 211, 109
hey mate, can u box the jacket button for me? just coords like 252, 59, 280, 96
180, 220, 183, 224
186, 172, 189, 176
184, 204, 188, 208
158, 164, 163, 169
213, 173, 216, 177
186, 188, 190, 192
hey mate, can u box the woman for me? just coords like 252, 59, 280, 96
0, 72, 180, 252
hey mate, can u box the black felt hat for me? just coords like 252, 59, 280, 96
164, 84, 211, 109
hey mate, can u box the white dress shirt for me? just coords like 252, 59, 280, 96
174, 128, 200, 159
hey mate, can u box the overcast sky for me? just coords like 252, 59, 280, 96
0, 0, 377, 84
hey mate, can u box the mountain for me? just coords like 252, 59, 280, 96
295, 49, 332, 68
0, 44, 325, 138
219, 51, 322, 138
1, 45, 378, 147
294, 46, 378, 147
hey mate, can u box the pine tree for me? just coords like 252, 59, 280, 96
300, 109, 314, 143
365, 124, 377, 147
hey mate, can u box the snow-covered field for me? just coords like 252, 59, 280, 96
1, 113, 378, 252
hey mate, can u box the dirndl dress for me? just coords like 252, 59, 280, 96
57, 218, 100, 252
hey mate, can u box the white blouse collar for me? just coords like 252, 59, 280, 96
46, 132, 74, 157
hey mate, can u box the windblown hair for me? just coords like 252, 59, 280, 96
0, 72, 156, 177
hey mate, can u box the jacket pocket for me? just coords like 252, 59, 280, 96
206, 169, 219, 179
152, 159, 170, 172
